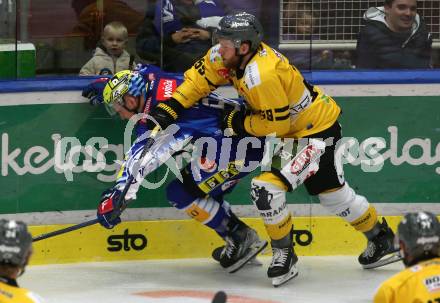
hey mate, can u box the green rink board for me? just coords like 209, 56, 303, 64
0, 96, 439, 214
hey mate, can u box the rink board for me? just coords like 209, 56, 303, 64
1, 95, 440, 216
29, 216, 409, 265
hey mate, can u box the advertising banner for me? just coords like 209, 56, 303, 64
1, 96, 439, 215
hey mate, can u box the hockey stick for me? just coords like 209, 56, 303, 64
211, 291, 227, 303
32, 127, 160, 242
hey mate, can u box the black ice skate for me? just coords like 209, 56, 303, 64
212, 246, 263, 266
358, 218, 402, 269
219, 227, 267, 274
267, 245, 299, 287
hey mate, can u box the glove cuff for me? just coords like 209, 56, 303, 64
157, 102, 179, 120
149, 98, 184, 129
226, 111, 237, 130
227, 110, 249, 136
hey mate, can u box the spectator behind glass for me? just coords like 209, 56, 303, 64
356, 0, 432, 69
72, 0, 143, 50
136, 1, 161, 65
281, 3, 352, 70
153, 0, 225, 72
136, 0, 265, 66
80, 21, 136, 76
373, 212, 440, 303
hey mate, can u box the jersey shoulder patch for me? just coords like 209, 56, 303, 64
271, 47, 286, 62
244, 61, 261, 89
209, 44, 223, 63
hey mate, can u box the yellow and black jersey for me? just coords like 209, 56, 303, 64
374, 258, 440, 303
0, 278, 44, 303
172, 42, 341, 138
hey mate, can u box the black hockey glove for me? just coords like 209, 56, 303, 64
146, 98, 185, 130
221, 109, 249, 136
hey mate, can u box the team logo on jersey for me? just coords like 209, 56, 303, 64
156, 79, 177, 101
424, 275, 440, 292
258, 48, 267, 57
209, 44, 222, 62
271, 48, 285, 61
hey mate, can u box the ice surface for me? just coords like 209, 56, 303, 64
22, 256, 403, 303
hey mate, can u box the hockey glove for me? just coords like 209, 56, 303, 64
135, 64, 161, 78
221, 109, 249, 136
82, 77, 109, 106
146, 98, 185, 130
97, 188, 125, 229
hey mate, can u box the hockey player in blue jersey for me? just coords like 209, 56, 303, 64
83, 66, 268, 273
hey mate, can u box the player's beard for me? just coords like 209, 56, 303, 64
223, 54, 241, 70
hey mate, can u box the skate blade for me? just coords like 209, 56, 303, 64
227, 240, 268, 274
362, 252, 403, 269
212, 247, 263, 266
272, 265, 299, 287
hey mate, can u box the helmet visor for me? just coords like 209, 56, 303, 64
212, 28, 240, 48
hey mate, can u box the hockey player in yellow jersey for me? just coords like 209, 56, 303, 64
374, 212, 440, 303
0, 219, 44, 303
150, 12, 400, 287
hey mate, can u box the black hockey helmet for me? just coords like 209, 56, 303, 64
397, 212, 440, 265
214, 12, 264, 51
0, 219, 33, 267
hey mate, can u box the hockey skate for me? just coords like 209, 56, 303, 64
358, 218, 402, 269
268, 245, 299, 287
219, 227, 268, 274
212, 246, 263, 266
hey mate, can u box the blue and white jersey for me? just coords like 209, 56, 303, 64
114, 67, 258, 200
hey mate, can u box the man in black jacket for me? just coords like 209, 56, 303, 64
356, 0, 432, 69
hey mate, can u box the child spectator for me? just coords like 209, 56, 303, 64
80, 21, 136, 75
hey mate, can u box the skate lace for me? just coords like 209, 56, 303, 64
223, 237, 237, 259
363, 241, 376, 258
270, 247, 289, 267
